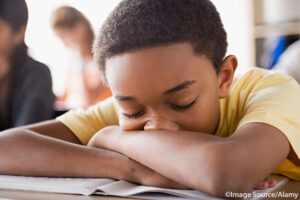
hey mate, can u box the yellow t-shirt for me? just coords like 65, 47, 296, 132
57, 67, 300, 180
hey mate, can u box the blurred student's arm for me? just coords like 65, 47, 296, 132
81, 64, 109, 106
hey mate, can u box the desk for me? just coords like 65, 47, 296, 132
0, 181, 299, 200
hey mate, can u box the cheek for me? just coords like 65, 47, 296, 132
179, 94, 220, 133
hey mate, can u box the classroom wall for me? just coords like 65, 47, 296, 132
211, 0, 254, 75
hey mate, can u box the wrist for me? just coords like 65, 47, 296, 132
91, 126, 128, 154
89, 147, 127, 180
119, 156, 145, 184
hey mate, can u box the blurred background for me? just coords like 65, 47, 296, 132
25, 0, 121, 97
24, 0, 300, 96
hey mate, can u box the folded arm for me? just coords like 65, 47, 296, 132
88, 123, 290, 196
0, 120, 182, 188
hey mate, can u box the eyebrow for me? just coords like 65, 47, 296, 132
163, 80, 196, 94
115, 80, 196, 101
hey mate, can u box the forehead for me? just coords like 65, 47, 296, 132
105, 43, 216, 94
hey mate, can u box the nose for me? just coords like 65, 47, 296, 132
144, 118, 180, 131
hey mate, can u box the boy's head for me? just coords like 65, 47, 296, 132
94, 0, 227, 82
94, 0, 237, 133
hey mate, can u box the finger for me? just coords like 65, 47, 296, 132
255, 180, 269, 190
267, 178, 277, 188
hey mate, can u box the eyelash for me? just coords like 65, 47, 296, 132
123, 110, 146, 118
169, 98, 197, 110
122, 98, 198, 119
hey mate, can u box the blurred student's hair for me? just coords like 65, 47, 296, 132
0, 0, 28, 32
0, 0, 29, 74
51, 6, 94, 45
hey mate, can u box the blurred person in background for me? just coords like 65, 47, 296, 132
274, 39, 300, 84
51, 6, 111, 109
0, 0, 55, 131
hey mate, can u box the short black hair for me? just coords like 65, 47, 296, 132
94, 0, 227, 84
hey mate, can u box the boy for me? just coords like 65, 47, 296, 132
1, 0, 300, 197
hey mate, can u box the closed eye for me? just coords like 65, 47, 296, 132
170, 97, 198, 110
123, 110, 146, 118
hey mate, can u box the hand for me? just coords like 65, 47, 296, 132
255, 178, 276, 190
126, 157, 188, 189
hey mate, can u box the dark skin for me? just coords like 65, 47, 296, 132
0, 43, 297, 197
88, 43, 291, 195
0, 120, 184, 188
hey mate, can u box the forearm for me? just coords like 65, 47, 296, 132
92, 125, 290, 195
0, 128, 186, 189
90, 127, 234, 194
0, 129, 126, 179
126, 130, 227, 188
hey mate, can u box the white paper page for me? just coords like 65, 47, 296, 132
95, 175, 288, 200
0, 175, 115, 196
95, 180, 224, 200
130, 193, 203, 200
0, 175, 289, 200
94, 191, 211, 200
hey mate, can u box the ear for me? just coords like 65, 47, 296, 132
13, 26, 26, 45
217, 55, 238, 98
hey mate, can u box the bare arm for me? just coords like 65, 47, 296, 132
0, 120, 123, 178
88, 123, 290, 196
0, 120, 184, 188
24, 120, 82, 144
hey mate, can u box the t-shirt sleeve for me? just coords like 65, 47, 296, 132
237, 72, 300, 159
56, 97, 119, 145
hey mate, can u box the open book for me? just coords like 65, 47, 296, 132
0, 175, 288, 200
